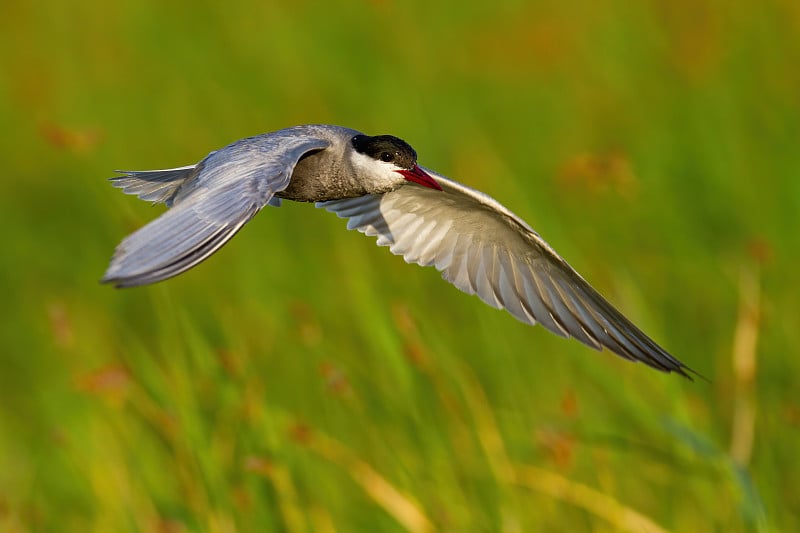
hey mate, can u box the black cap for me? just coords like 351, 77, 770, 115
351, 134, 417, 169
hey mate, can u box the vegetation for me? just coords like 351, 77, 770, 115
1, 1, 797, 531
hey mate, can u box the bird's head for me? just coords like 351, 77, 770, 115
350, 134, 442, 193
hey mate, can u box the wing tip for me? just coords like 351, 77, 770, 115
101, 267, 181, 288
100, 270, 150, 289
671, 362, 707, 382
623, 345, 703, 382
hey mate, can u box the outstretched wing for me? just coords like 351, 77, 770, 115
318, 168, 692, 378
103, 135, 330, 287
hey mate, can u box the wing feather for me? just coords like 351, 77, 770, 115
110, 165, 199, 205
104, 134, 330, 287
318, 170, 693, 378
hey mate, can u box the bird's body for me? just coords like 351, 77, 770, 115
104, 124, 693, 378
274, 125, 369, 202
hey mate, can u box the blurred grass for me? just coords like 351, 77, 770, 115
1, 0, 798, 531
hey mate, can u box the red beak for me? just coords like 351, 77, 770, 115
396, 165, 443, 191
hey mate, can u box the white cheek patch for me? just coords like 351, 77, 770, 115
350, 151, 402, 182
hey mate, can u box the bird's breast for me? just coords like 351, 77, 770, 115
278, 151, 367, 202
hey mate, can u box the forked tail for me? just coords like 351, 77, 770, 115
110, 165, 198, 206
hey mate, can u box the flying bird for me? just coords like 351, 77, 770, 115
103, 124, 693, 378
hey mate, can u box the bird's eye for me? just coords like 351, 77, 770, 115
380, 152, 394, 162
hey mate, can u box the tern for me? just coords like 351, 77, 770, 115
104, 124, 693, 378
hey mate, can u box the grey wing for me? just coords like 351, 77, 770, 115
318, 169, 692, 378
103, 135, 330, 287
110, 164, 200, 206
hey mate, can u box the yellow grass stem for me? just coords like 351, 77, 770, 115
461, 364, 669, 533
297, 427, 433, 533
459, 364, 514, 485
245, 457, 307, 533
729, 265, 760, 466
513, 465, 669, 533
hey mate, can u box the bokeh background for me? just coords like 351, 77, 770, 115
1, 1, 798, 531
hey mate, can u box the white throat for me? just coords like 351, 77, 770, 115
349, 151, 407, 193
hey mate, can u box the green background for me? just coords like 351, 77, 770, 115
1, 1, 797, 531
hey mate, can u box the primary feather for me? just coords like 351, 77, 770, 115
318, 169, 692, 378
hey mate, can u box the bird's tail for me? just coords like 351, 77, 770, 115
110, 165, 198, 206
